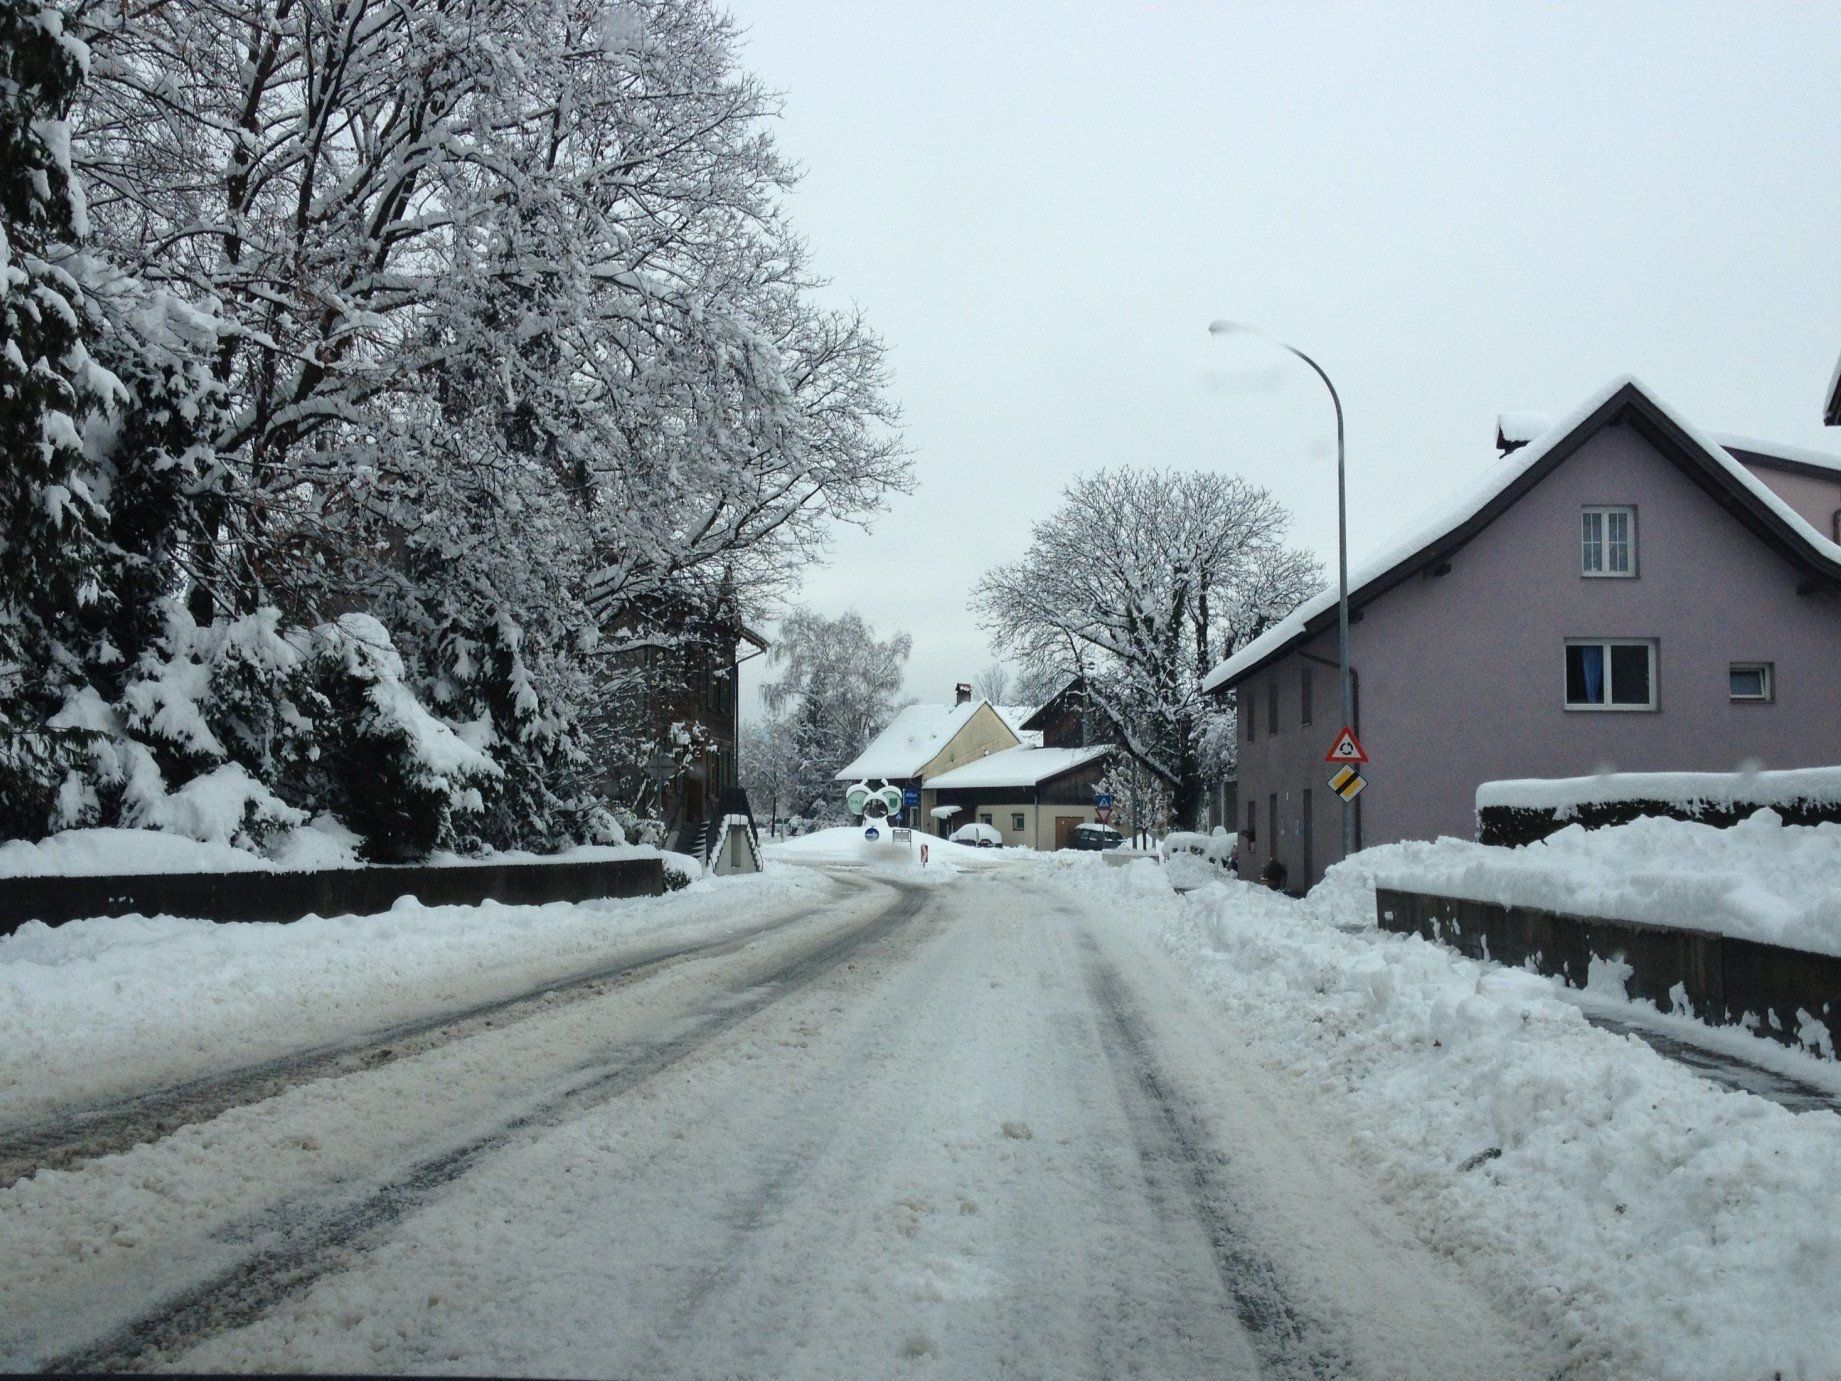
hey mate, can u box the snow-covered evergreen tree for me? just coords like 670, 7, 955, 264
0, 2, 116, 836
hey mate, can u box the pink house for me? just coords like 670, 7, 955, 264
1206, 377, 1841, 890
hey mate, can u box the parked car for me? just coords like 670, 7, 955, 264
1067, 822, 1123, 851
949, 822, 1003, 847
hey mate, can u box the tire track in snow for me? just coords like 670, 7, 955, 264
0, 885, 850, 1189
1081, 939, 1356, 1380
35, 880, 929, 1377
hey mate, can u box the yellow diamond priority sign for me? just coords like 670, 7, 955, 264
1329, 764, 1366, 802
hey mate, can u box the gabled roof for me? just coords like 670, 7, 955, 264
833, 700, 1002, 782
1018, 679, 1084, 732
1203, 376, 1841, 694
926, 744, 1112, 791
1826, 352, 1841, 427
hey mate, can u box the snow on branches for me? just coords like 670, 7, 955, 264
974, 468, 1320, 828
0, 0, 907, 859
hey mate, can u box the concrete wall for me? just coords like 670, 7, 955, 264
1234, 424, 1841, 889
1378, 887, 1841, 1060
0, 856, 666, 934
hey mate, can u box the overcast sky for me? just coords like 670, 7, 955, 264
725, 1, 1841, 716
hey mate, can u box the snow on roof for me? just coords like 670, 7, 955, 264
1713, 433, 1841, 475
833, 700, 999, 782
925, 744, 1111, 791
1496, 412, 1551, 446
1203, 376, 1841, 694
995, 704, 1043, 747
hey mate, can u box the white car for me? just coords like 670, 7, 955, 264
949, 822, 1003, 847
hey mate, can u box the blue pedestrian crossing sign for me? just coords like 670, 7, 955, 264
1095, 793, 1114, 809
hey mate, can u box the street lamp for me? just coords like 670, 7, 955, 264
1207, 320, 1354, 862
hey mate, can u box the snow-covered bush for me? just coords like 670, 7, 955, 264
305, 616, 500, 864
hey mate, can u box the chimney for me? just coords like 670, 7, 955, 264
1496, 412, 1551, 456
955, 682, 973, 705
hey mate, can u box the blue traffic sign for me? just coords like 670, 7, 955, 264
864, 825, 881, 841
1095, 793, 1114, 809
903, 788, 921, 807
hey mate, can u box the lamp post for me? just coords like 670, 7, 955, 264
1207, 320, 1353, 862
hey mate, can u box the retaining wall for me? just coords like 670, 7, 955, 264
1376, 887, 1841, 1057
0, 857, 665, 936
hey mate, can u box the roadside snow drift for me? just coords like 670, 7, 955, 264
1046, 858, 1841, 1379
0, 866, 828, 1126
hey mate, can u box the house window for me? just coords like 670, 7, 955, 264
1565, 639, 1656, 710
1011, 812, 1025, 831
1245, 685, 1255, 742
1730, 662, 1773, 702
979, 812, 993, 825
1267, 677, 1279, 735
1267, 793, 1278, 858
1245, 800, 1256, 845
1301, 664, 1313, 726
1581, 506, 1636, 577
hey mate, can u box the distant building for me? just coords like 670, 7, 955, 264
922, 744, 1113, 849
1208, 376, 1841, 891
832, 684, 1036, 816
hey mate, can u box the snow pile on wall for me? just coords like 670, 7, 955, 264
1477, 764, 1841, 812
1329, 810, 1841, 957
1058, 860, 1841, 1377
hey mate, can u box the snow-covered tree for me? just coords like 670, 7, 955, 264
0, 3, 127, 835
973, 468, 1320, 828
971, 661, 1012, 707
762, 608, 911, 801
738, 714, 799, 835
72, 0, 908, 661
1009, 657, 1067, 712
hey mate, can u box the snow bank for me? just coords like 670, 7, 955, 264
0, 865, 828, 1125
1055, 859, 1841, 1378
1477, 764, 1841, 812
766, 826, 996, 875
1334, 810, 1841, 957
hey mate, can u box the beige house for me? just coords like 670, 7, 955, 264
921, 744, 1113, 849
832, 690, 1037, 815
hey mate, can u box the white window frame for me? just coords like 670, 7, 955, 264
1564, 638, 1658, 712
1729, 662, 1774, 702
1581, 506, 1637, 578
1011, 812, 1026, 832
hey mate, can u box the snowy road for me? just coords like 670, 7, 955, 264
4, 866, 1555, 1377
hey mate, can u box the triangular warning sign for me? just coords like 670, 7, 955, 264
1325, 726, 1368, 764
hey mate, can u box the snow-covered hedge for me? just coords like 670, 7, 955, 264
1476, 765, 1841, 845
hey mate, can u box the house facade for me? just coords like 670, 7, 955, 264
1210, 378, 1841, 891
922, 744, 1113, 849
